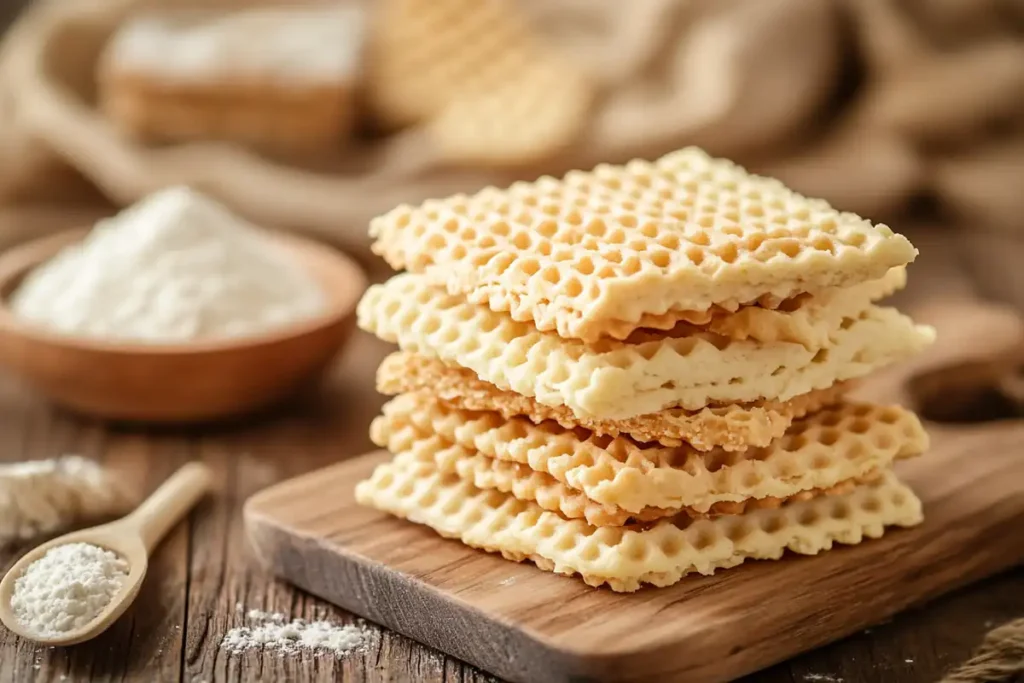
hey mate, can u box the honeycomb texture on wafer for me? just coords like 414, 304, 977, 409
370, 410, 879, 526
372, 394, 929, 514
355, 458, 924, 592
357, 274, 936, 418
369, 147, 919, 341
376, 352, 849, 450
370, 404, 672, 526
382, 434, 674, 527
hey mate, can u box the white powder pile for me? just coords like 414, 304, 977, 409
11, 542, 129, 636
221, 609, 369, 658
11, 186, 327, 343
0, 456, 128, 547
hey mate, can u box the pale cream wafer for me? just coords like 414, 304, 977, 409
355, 457, 923, 592
369, 147, 919, 342
357, 273, 936, 419
570, 266, 905, 348
376, 352, 849, 451
372, 394, 929, 514
672, 266, 906, 349
371, 415, 880, 526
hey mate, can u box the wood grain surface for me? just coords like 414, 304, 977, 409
243, 300, 1024, 683
0, 211, 1020, 683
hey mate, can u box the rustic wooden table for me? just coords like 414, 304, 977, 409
0, 206, 1019, 683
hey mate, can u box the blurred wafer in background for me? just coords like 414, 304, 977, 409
98, 3, 367, 155
366, 0, 593, 165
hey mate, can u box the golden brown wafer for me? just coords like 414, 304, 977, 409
371, 394, 929, 515
377, 425, 879, 526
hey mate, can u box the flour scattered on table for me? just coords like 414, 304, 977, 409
803, 675, 843, 683
247, 608, 284, 623
11, 542, 129, 636
221, 609, 370, 658
0, 456, 128, 547
11, 186, 326, 343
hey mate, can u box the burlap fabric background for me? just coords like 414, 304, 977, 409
0, 0, 1021, 253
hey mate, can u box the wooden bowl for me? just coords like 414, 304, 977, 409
0, 228, 367, 423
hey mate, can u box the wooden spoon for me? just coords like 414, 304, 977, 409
0, 462, 212, 646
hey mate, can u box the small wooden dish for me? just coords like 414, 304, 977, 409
0, 227, 367, 423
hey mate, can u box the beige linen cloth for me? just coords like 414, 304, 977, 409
0, 0, 1021, 252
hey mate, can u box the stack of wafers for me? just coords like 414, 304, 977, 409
355, 147, 935, 592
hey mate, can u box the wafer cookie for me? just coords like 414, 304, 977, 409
447, 449, 874, 526
695, 267, 906, 348
371, 414, 881, 526
372, 394, 928, 514
370, 147, 918, 342
376, 352, 848, 450
427, 58, 592, 165
367, 0, 540, 126
355, 458, 923, 592
367, 0, 591, 164
571, 266, 905, 348
99, 6, 364, 151
375, 431, 673, 526
357, 274, 936, 419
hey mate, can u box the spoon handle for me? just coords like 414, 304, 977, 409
125, 462, 213, 551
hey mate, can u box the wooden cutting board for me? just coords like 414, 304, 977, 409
244, 302, 1024, 683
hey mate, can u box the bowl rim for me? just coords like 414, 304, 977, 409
0, 225, 369, 355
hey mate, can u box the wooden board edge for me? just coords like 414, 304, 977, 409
245, 492, 604, 683
243, 450, 1024, 683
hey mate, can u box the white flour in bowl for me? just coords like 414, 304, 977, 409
10, 187, 327, 343
11, 542, 129, 637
